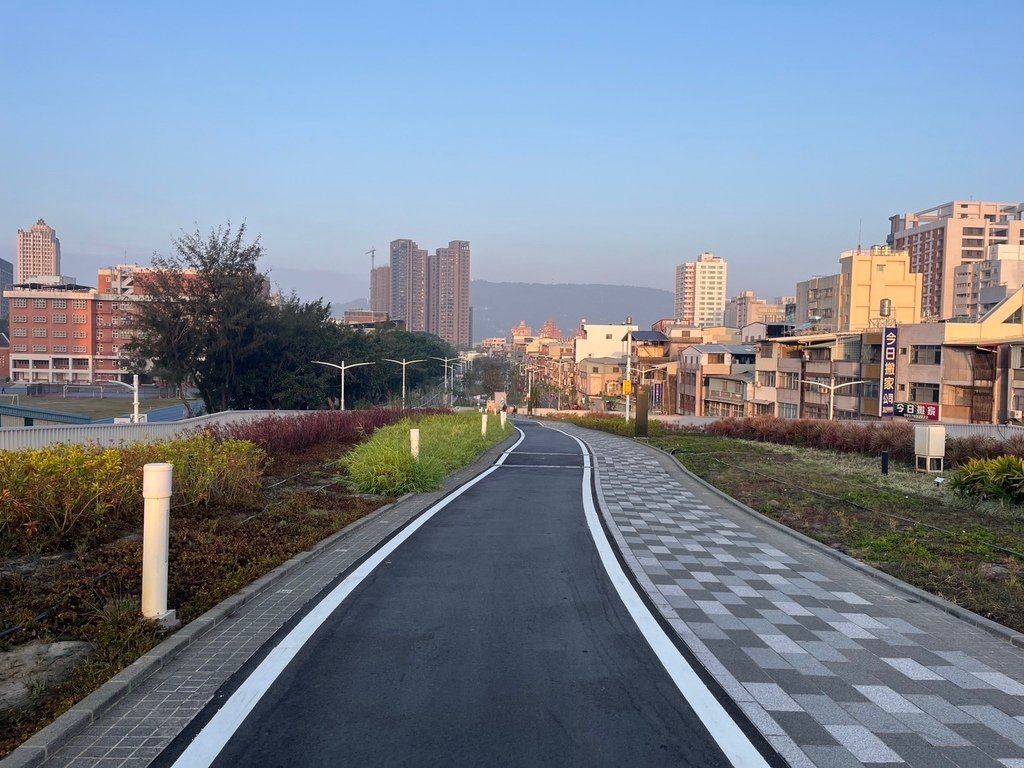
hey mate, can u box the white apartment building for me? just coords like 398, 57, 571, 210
674, 252, 727, 326
573, 322, 638, 364
953, 244, 1024, 319
17, 219, 61, 283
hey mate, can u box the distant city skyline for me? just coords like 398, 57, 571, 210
2, 3, 1021, 305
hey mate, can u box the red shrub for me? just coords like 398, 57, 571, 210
194, 408, 450, 457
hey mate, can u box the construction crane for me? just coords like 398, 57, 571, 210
367, 247, 376, 270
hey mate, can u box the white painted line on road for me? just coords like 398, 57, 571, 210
169, 427, 528, 768
549, 426, 771, 768
497, 464, 584, 469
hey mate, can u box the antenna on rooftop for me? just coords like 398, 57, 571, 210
857, 218, 862, 252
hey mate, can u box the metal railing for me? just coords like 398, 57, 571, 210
0, 410, 309, 451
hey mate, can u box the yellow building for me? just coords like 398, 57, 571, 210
839, 246, 922, 331
796, 246, 922, 333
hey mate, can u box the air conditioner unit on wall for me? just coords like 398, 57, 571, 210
1010, 410, 1023, 421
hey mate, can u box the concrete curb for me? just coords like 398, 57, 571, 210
1, 429, 518, 768
628, 435, 1024, 651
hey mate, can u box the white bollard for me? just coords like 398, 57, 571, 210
500, 411, 507, 428
481, 413, 488, 436
142, 463, 176, 626
410, 428, 420, 460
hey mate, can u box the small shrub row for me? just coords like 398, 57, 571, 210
700, 417, 1024, 469
546, 413, 668, 438
196, 408, 448, 457
948, 455, 1024, 504
340, 413, 513, 495
0, 435, 267, 555
703, 417, 916, 461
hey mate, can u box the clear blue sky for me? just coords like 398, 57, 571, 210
2, 1, 1021, 305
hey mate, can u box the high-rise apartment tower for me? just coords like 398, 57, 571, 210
889, 201, 1024, 320
674, 252, 728, 326
17, 219, 61, 283
387, 238, 472, 348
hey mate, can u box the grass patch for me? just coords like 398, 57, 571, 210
340, 413, 513, 495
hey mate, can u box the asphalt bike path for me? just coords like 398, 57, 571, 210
154, 421, 762, 767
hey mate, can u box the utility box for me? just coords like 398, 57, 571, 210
914, 424, 945, 473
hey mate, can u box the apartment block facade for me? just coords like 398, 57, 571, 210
952, 244, 1024, 319
370, 265, 392, 315
723, 291, 787, 328
674, 252, 727, 326
17, 219, 62, 283
0, 257, 12, 319
795, 246, 921, 333
386, 238, 472, 349
888, 200, 1024, 321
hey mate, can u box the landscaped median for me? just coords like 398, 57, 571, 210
548, 414, 1024, 636
0, 408, 511, 759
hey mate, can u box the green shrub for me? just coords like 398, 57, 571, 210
339, 413, 512, 495
547, 413, 667, 438
0, 436, 268, 555
948, 455, 1024, 504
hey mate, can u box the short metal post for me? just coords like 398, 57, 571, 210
481, 413, 488, 436
500, 411, 507, 428
142, 463, 176, 626
410, 428, 420, 460
881, 450, 889, 476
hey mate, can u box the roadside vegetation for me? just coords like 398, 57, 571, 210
0, 408, 503, 759
552, 414, 1024, 635
341, 412, 514, 495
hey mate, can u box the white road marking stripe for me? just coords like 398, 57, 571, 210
547, 425, 771, 768
170, 428, 528, 767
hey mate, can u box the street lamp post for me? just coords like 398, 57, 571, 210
430, 356, 459, 407
97, 374, 141, 423
384, 358, 425, 410
625, 328, 633, 422
311, 360, 374, 411
800, 376, 870, 420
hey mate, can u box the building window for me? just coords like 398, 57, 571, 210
72, 314, 87, 324
72, 331, 87, 339
779, 402, 798, 418
53, 345, 67, 353
757, 371, 776, 387
32, 298, 47, 308
32, 316, 46, 323
910, 345, 941, 365
910, 382, 940, 403
32, 328, 47, 337
12, 298, 27, 308
12, 328, 26, 337
52, 314, 67, 323
592, 367, 599, 373
12, 315, 26, 323
72, 345, 86, 353
53, 330, 67, 338
13, 345, 26, 352
53, 299, 67, 309
778, 372, 800, 389
32, 345, 47, 352
71, 300, 87, 309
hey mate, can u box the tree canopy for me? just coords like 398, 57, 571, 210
126, 222, 455, 413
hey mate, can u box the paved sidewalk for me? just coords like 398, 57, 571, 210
6, 423, 1024, 768
553, 423, 1024, 768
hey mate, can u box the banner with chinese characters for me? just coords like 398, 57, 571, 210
880, 327, 898, 417
893, 402, 940, 420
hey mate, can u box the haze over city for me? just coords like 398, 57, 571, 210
2, 2, 1022, 304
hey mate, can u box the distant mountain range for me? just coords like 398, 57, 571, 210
471, 281, 672, 342
327, 280, 674, 343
